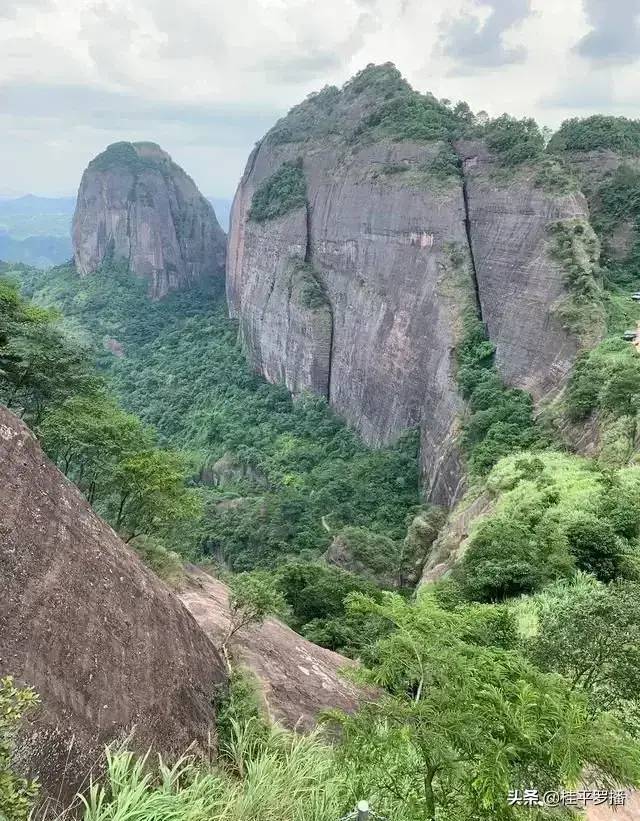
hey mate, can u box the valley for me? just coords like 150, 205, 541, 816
2, 63, 640, 821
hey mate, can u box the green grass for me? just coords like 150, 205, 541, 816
71, 726, 353, 821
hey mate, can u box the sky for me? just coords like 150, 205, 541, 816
1, 0, 639, 198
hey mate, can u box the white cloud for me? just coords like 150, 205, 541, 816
0, 0, 637, 197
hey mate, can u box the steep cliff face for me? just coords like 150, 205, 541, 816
73, 141, 226, 299
0, 405, 226, 809
228, 66, 602, 506
456, 140, 604, 403
227, 72, 475, 506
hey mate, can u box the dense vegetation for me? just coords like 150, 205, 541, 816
567, 338, 640, 422
0, 274, 202, 570
32, 585, 640, 820
88, 140, 171, 175
484, 115, 545, 167
455, 306, 539, 475
590, 163, 640, 288
3, 262, 422, 641
0, 678, 39, 821
455, 452, 640, 601
5, 96, 640, 821
548, 115, 640, 155
249, 159, 307, 222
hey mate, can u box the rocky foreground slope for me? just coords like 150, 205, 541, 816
227, 65, 604, 506
180, 567, 363, 730
73, 141, 226, 298
0, 405, 226, 810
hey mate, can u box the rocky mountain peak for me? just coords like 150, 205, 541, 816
227, 66, 606, 507
73, 141, 226, 299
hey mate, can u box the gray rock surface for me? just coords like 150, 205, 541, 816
456, 140, 600, 404
0, 405, 226, 812
73, 141, 226, 298
228, 70, 604, 506
228, 137, 472, 506
179, 567, 365, 731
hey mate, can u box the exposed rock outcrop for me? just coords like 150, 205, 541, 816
456, 140, 604, 403
228, 66, 601, 507
0, 405, 226, 811
73, 141, 226, 299
179, 567, 364, 730
227, 77, 474, 505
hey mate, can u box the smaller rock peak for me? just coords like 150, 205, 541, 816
74, 140, 226, 298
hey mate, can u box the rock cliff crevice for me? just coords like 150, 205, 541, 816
459, 167, 484, 326
226, 67, 605, 508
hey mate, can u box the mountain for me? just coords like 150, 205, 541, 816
227, 64, 606, 507
73, 142, 226, 299
0, 404, 226, 810
0, 195, 75, 267
0, 230, 72, 268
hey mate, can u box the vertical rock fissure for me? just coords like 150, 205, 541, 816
305, 198, 334, 403
460, 170, 484, 325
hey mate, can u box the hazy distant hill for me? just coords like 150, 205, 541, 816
0, 194, 76, 238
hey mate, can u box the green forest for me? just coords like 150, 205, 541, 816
4, 86, 640, 820
3, 237, 640, 819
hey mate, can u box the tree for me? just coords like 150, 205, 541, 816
457, 517, 545, 601
327, 592, 640, 821
38, 393, 153, 505
0, 287, 97, 423
110, 449, 201, 542
565, 515, 624, 582
220, 572, 288, 671
0, 677, 39, 821
526, 577, 640, 734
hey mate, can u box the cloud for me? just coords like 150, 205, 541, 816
0, 0, 636, 196
574, 0, 640, 65
438, 0, 532, 73
0, 0, 51, 18
540, 73, 616, 111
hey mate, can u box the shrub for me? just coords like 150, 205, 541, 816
0, 677, 39, 821
356, 91, 464, 143
458, 452, 640, 602
131, 535, 186, 587
455, 312, 539, 475
457, 517, 543, 600
566, 516, 625, 582
566, 338, 640, 421
484, 115, 544, 166
548, 115, 640, 155
248, 160, 307, 222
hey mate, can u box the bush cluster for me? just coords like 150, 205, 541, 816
457, 452, 640, 601
248, 160, 307, 222
566, 338, 640, 421
456, 311, 539, 475
548, 115, 640, 155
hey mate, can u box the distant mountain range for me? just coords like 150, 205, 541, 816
0, 194, 232, 269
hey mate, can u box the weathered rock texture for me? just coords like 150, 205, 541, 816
179, 567, 364, 730
455, 140, 602, 403
73, 141, 226, 298
228, 68, 598, 506
0, 405, 226, 811
228, 138, 473, 506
